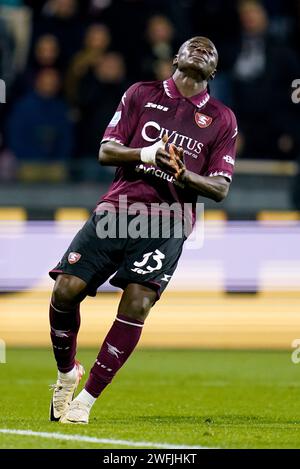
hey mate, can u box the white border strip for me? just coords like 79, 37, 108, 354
50, 302, 71, 314
116, 318, 144, 328
0, 429, 212, 449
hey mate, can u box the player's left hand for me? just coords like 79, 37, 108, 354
169, 144, 186, 182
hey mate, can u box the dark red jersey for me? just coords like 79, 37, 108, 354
99, 77, 237, 214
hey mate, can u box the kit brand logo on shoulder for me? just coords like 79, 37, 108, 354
145, 102, 168, 111
195, 112, 212, 128
223, 155, 235, 165
68, 252, 81, 264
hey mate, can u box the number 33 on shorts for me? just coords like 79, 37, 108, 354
131, 249, 165, 275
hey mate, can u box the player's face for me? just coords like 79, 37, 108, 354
174, 37, 218, 80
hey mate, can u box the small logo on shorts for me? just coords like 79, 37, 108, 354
195, 112, 212, 128
68, 252, 81, 264
161, 274, 172, 282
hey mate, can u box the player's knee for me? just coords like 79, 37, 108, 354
118, 284, 157, 321
122, 297, 152, 321
52, 274, 85, 310
119, 286, 156, 321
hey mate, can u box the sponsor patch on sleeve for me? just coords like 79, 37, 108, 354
108, 111, 121, 127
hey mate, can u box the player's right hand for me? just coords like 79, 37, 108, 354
155, 134, 181, 175
169, 144, 186, 182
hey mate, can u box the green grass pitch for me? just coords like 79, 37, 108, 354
0, 348, 299, 449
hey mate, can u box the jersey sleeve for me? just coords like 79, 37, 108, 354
101, 82, 142, 146
204, 108, 238, 181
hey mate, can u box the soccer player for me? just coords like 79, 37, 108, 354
49, 36, 237, 423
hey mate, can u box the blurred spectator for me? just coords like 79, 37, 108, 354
65, 23, 111, 104
7, 68, 73, 164
0, 148, 18, 181
231, 0, 300, 159
32, 0, 84, 66
33, 33, 61, 69
234, 0, 269, 80
13, 34, 62, 97
76, 52, 127, 161
86, 0, 150, 79
153, 58, 174, 81
0, 0, 32, 75
150, 0, 192, 45
0, 17, 15, 89
140, 15, 176, 80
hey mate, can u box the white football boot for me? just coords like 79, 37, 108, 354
49, 360, 84, 422
60, 400, 91, 424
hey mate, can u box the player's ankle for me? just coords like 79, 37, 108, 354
74, 388, 97, 408
58, 365, 77, 381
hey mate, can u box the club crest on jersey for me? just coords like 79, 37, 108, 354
68, 252, 81, 264
195, 112, 212, 128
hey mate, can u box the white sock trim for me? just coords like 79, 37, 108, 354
75, 389, 96, 407
58, 365, 77, 381
116, 317, 144, 328
50, 302, 71, 314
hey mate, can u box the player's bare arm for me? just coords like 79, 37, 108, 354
99, 140, 140, 165
180, 172, 229, 202
170, 144, 230, 202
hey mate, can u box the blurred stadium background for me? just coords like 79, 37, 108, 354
1, 0, 300, 351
